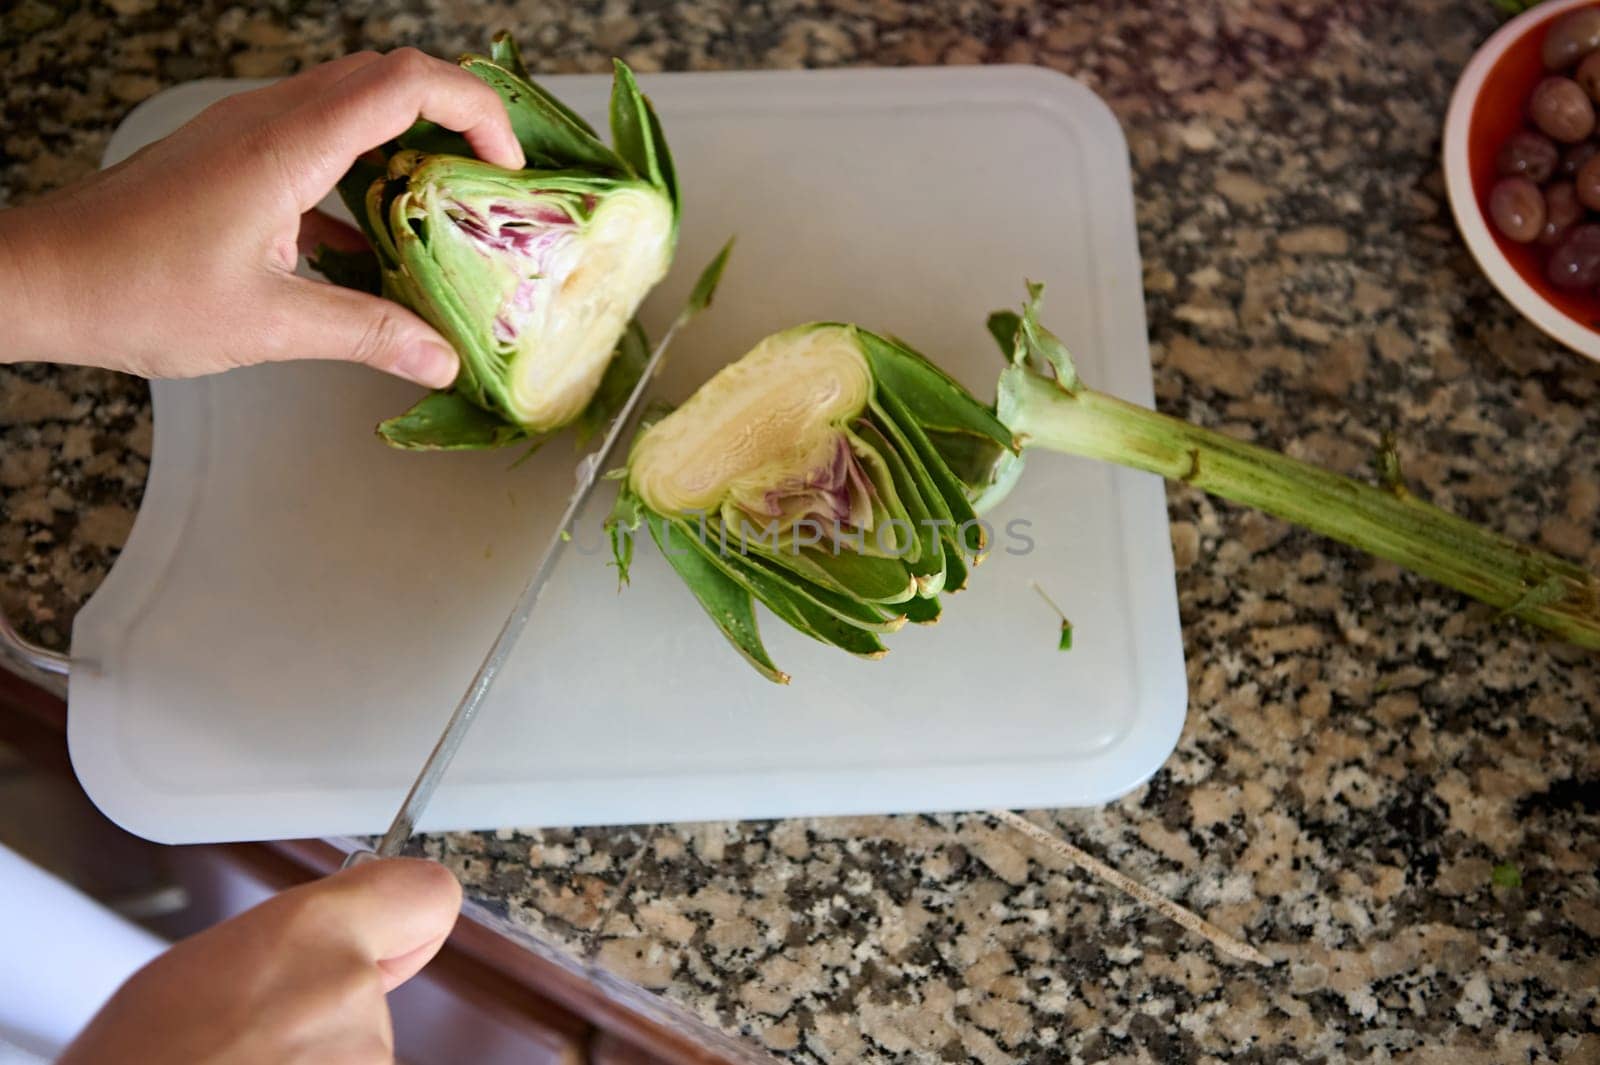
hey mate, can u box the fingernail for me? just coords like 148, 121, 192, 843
395, 340, 458, 389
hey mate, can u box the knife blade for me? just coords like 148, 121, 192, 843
343, 255, 726, 868
343, 241, 731, 868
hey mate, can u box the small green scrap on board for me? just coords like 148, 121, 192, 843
1031, 581, 1073, 652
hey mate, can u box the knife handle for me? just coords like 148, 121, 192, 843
341, 847, 379, 870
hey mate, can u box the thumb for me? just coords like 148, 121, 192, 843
268, 858, 463, 990
272, 276, 459, 388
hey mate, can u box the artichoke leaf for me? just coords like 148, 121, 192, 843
902, 592, 942, 625
841, 426, 915, 559
790, 545, 918, 606
939, 527, 970, 594
606, 481, 646, 587
866, 395, 954, 530
743, 535, 918, 605
363, 177, 404, 270
488, 33, 599, 136
609, 60, 678, 213
679, 237, 734, 322
667, 518, 888, 660
868, 393, 973, 590
378, 177, 502, 409
722, 526, 905, 605
961, 442, 1027, 516
925, 427, 1023, 511
487, 32, 533, 89
395, 121, 473, 160
857, 331, 1012, 448
860, 328, 1016, 518
376, 391, 531, 451
459, 57, 627, 174
334, 152, 391, 247
309, 244, 381, 296
644, 103, 678, 216
1016, 281, 1080, 392
872, 383, 986, 557
985, 310, 1022, 361
739, 547, 907, 634
853, 417, 945, 595
645, 511, 788, 684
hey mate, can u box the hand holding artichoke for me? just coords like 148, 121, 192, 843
314, 33, 679, 451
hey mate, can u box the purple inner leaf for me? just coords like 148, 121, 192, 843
753, 436, 876, 534
445, 196, 581, 345
448, 197, 576, 257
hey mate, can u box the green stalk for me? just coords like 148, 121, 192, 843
999, 366, 1600, 649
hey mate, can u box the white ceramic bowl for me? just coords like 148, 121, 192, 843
1444, 0, 1600, 363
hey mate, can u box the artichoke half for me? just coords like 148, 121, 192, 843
314, 32, 678, 450
608, 323, 1016, 683
612, 284, 1600, 682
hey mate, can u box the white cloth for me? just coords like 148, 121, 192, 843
0, 845, 167, 1060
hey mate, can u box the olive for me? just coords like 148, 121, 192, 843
1539, 181, 1585, 245
1546, 224, 1600, 288
1542, 7, 1600, 70
1497, 128, 1559, 181
1490, 177, 1547, 242
1530, 76, 1595, 143
1578, 154, 1600, 209
1580, 48, 1600, 101
1560, 139, 1600, 177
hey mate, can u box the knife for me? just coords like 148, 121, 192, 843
345, 241, 731, 867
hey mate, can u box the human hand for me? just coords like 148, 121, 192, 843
0, 49, 525, 387
57, 857, 462, 1065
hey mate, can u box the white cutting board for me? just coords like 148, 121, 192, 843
69, 67, 1186, 843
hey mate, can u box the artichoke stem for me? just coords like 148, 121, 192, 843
999, 367, 1600, 649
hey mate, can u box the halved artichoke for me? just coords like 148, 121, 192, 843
612, 284, 1600, 682
608, 324, 1017, 683
314, 33, 678, 450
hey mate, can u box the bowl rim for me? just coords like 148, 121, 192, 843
1443, 0, 1600, 363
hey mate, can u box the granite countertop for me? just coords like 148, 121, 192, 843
5, 0, 1600, 1061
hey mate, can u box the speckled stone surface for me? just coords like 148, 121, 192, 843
5, 0, 1600, 1062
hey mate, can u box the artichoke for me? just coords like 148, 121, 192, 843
315, 33, 678, 450
609, 323, 1016, 683
612, 284, 1600, 681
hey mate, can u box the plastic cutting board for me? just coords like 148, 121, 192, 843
69, 67, 1186, 842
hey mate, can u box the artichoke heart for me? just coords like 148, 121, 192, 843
628, 325, 875, 531
611, 323, 1016, 683
509, 187, 674, 429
